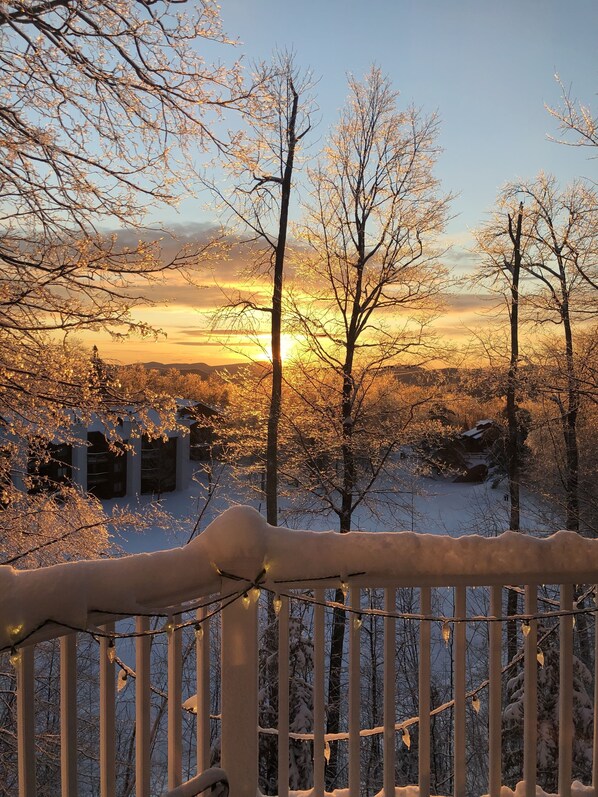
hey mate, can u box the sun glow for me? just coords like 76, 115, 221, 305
260, 333, 302, 363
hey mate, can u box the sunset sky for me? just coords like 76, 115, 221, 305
87, 0, 597, 367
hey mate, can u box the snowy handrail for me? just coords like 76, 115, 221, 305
3, 504, 598, 651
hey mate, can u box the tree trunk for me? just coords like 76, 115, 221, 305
265, 80, 299, 528
506, 205, 523, 665
560, 299, 580, 532
326, 240, 363, 788
506, 205, 523, 534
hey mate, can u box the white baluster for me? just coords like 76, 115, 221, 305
313, 588, 326, 797
524, 585, 537, 797
558, 584, 573, 797
99, 624, 115, 797
349, 587, 360, 797
488, 586, 502, 797
60, 634, 78, 797
454, 587, 466, 797
594, 586, 598, 791
383, 588, 396, 797
136, 616, 151, 797
419, 587, 431, 797
17, 645, 36, 797
196, 606, 211, 775
168, 615, 182, 790
278, 595, 290, 797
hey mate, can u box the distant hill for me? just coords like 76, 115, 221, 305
142, 361, 212, 377
139, 361, 267, 378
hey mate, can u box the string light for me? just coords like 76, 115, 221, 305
442, 621, 451, 645
536, 650, 545, 668
353, 615, 363, 630
8, 624, 23, 641
194, 623, 204, 641
9, 647, 20, 668
163, 618, 175, 635
250, 586, 261, 603
107, 640, 116, 664
472, 695, 481, 714
402, 728, 411, 749
3, 570, 596, 655
273, 595, 283, 616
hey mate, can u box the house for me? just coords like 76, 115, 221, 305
460, 418, 501, 452
175, 398, 221, 461
21, 409, 194, 500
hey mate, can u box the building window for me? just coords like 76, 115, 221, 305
141, 436, 177, 494
28, 443, 73, 493
87, 432, 127, 499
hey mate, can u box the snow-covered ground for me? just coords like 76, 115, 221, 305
112, 459, 559, 555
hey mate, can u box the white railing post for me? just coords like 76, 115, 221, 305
558, 584, 573, 797
221, 589, 258, 797
60, 635, 78, 797
453, 587, 466, 797
594, 585, 598, 791
196, 606, 211, 776
418, 587, 431, 797
99, 624, 116, 797
278, 595, 290, 797
348, 587, 361, 797
488, 586, 502, 797
383, 588, 396, 797
135, 616, 151, 797
17, 645, 36, 797
524, 586, 538, 797
313, 588, 326, 797
167, 615, 182, 791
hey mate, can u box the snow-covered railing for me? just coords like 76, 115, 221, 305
3, 506, 598, 797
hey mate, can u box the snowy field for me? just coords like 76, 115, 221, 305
112, 461, 559, 555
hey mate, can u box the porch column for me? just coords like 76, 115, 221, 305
220, 587, 258, 797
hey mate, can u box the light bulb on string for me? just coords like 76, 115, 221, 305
9, 647, 20, 668
8, 624, 23, 642
194, 623, 204, 641
163, 617, 175, 636
441, 621, 451, 646
241, 593, 251, 609
107, 640, 116, 664
251, 586, 261, 603
353, 615, 363, 630
537, 650, 545, 668
340, 580, 349, 599
273, 595, 283, 616
522, 621, 531, 637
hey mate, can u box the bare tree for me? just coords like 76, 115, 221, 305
207, 52, 313, 526
290, 66, 450, 787
0, 0, 249, 562
547, 77, 598, 153
504, 175, 598, 531
475, 201, 526, 533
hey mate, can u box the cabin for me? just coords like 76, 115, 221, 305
460, 418, 501, 452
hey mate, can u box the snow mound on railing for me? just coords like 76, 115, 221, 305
3, 503, 598, 651
287, 782, 594, 797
